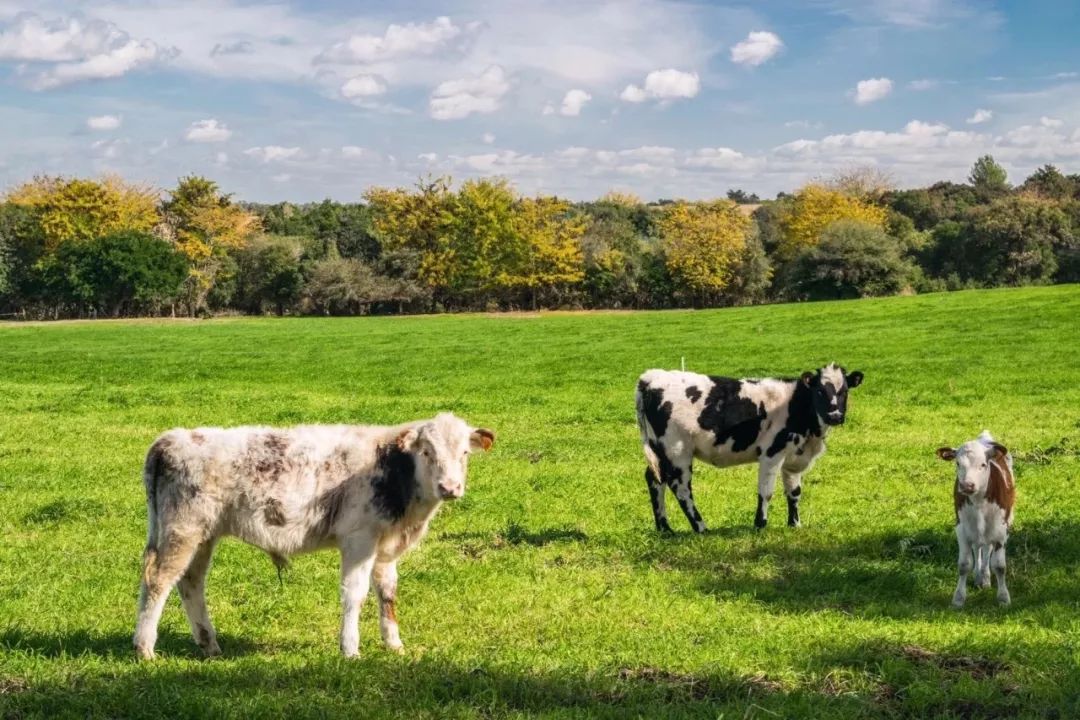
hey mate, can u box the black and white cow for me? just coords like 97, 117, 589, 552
635, 363, 864, 532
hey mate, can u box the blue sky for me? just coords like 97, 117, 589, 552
0, 0, 1078, 202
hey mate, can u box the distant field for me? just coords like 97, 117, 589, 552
1, 286, 1079, 719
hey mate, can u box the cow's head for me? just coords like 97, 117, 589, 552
395, 413, 495, 501
937, 435, 1008, 497
801, 363, 864, 426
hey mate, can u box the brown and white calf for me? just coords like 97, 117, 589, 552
133, 413, 494, 659
936, 431, 1015, 607
636, 363, 864, 533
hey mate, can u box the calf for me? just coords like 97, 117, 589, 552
133, 413, 494, 659
936, 431, 1015, 607
636, 363, 863, 532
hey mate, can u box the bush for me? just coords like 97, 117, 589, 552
41, 231, 187, 316
233, 237, 304, 315
302, 257, 423, 315
782, 220, 912, 300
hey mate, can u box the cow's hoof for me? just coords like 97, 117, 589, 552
997, 594, 1011, 607
386, 643, 405, 654
975, 575, 991, 589
134, 645, 156, 661
202, 643, 222, 658
656, 521, 675, 535
787, 520, 801, 528
951, 596, 966, 609
754, 518, 767, 530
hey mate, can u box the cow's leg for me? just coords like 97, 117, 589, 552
781, 467, 804, 528
669, 459, 705, 534
373, 560, 403, 652
975, 544, 992, 588
339, 536, 377, 657
952, 533, 973, 608
991, 543, 1010, 606
755, 457, 783, 529
134, 530, 202, 659
176, 537, 221, 657
644, 467, 672, 533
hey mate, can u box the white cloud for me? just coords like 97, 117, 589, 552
784, 120, 822, 130
341, 145, 368, 159
908, 78, 939, 91
271, 173, 292, 183
429, 65, 509, 120
621, 68, 700, 103
853, 77, 893, 105
317, 16, 478, 64
340, 74, 387, 100
1040, 116, 1064, 128
210, 40, 252, 57
482, 132, 495, 144
446, 149, 545, 175
729, 31, 782, 67
1, 12, 175, 90
86, 114, 121, 131
90, 137, 124, 159
244, 145, 303, 162
215, 151, 228, 165
685, 147, 752, 169
560, 89, 591, 117
418, 152, 439, 162
184, 119, 232, 143
966, 108, 993, 124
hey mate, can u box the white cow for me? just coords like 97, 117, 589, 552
133, 413, 494, 659
937, 431, 1015, 608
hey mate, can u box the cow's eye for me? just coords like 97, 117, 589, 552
980, 463, 986, 469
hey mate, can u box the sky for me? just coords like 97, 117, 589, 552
0, 0, 1078, 203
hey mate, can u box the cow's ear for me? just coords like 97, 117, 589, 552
395, 427, 419, 451
936, 447, 956, 461
987, 442, 1008, 460
800, 371, 815, 387
470, 428, 495, 452
846, 370, 864, 388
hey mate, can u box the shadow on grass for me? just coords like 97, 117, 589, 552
619, 517, 1080, 618
0, 627, 263, 660
2, 638, 1064, 720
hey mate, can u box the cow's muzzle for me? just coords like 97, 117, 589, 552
824, 412, 844, 426
438, 485, 464, 500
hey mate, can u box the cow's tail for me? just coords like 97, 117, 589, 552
141, 438, 167, 583
635, 376, 661, 478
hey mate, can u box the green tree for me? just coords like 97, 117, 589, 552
41, 230, 187, 316
783, 220, 912, 300
971, 195, 1074, 284
968, 155, 1009, 198
1020, 165, 1075, 201
233, 237, 304, 315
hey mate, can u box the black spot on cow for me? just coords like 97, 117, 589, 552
766, 380, 822, 458
371, 443, 417, 521
786, 486, 802, 527
638, 380, 673, 439
685, 385, 702, 403
263, 497, 287, 526
754, 494, 767, 529
316, 482, 349, 538
697, 377, 767, 453
648, 440, 682, 485
644, 467, 672, 533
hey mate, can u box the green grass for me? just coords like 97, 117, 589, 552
2, 286, 1079, 719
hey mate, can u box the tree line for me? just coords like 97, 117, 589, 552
0, 155, 1077, 319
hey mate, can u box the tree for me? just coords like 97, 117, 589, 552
726, 188, 760, 204
783, 220, 912, 300
778, 184, 887, 259
6, 175, 159, 250
302, 257, 422, 315
40, 230, 187, 316
827, 166, 895, 200
233, 237, 304, 315
970, 195, 1074, 285
968, 155, 1009, 198
1020, 165, 1075, 201
163, 175, 260, 314
658, 200, 750, 303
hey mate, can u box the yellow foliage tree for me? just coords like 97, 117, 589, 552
659, 200, 750, 297
504, 196, 585, 296
6, 175, 159, 250
779, 184, 887, 259
164, 176, 260, 261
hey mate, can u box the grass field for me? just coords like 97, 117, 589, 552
2, 285, 1079, 719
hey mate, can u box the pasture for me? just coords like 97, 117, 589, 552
1, 285, 1079, 719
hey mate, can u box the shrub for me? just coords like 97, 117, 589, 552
783, 220, 912, 300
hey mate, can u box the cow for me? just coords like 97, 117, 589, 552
635, 363, 864, 533
936, 431, 1015, 608
132, 413, 495, 660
